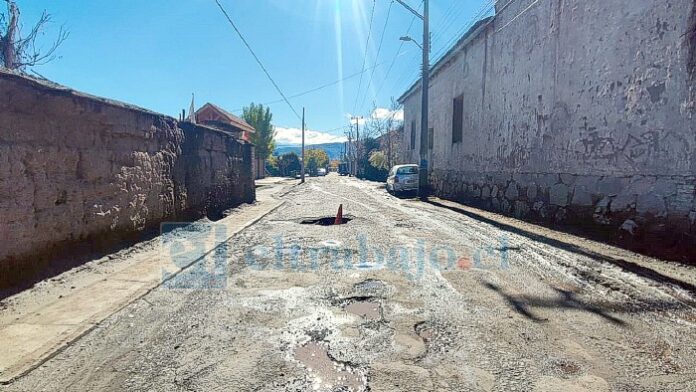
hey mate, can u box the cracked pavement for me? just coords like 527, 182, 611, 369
4, 174, 696, 391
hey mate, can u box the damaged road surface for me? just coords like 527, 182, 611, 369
4, 175, 696, 391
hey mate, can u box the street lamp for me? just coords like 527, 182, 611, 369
395, 0, 429, 200
399, 35, 423, 50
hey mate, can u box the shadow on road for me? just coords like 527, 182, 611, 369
427, 199, 696, 298
479, 281, 690, 327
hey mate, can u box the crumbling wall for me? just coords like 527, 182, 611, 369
176, 122, 255, 220
400, 0, 696, 261
0, 71, 255, 288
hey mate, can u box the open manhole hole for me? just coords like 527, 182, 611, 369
299, 204, 353, 226
300, 216, 353, 226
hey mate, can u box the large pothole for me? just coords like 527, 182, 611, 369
299, 216, 354, 226
344, 300, 381, 321
293, 341, 367, 391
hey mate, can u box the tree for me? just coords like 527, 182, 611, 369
368, 150, 388, 171
360, 137, 388, 181
242, 103, 276, 161
266, 155, 280, 176
277, 152, 300, 177
0, 1, 69, 71
364, 100, 402, 170
305, 149, 329, 176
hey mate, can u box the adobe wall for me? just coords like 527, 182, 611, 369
0, 71, 254, 288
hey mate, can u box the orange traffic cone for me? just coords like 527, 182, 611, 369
334, 204, 343, 225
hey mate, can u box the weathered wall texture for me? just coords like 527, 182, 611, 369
0, 72, 255, 287
400, 0, 696, 260
177, 122, 255, 220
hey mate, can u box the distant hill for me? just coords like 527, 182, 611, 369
274, 142, 345, 160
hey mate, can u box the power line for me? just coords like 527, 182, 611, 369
495, 0, 540, 33
358, 0, 394, 112
432, 0, 495, 61
229, 52, 412, 114
373, 1, 422, 106
352, 0, 377, 113
214, 0, 302, 121
430, 0, 467, 42
392, 0, 495, 100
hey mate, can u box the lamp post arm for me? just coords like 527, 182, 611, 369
394, 0, 424, 20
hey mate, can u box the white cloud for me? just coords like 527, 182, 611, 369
371, 107, 404, 122
275, 127, 347, 145
346, 108, 404, 125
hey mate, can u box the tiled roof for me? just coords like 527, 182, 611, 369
196, 103, 256, 133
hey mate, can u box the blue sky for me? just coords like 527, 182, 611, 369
18, 0, 493, 144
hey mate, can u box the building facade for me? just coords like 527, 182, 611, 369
195, 103, 265, 178
398, 0, 696, 260
195, 103, 255, 142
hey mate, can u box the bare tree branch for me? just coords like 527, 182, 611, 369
1, 0, 68, 71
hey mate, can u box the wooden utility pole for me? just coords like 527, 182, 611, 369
301, 107, 306, 183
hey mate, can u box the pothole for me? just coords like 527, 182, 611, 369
415, 321, 435, 341
353, 279, 386, 293
300, 216, 354, 226
344, 300, 381, 320
544, 357, 583, 377
293, 341, 366, 391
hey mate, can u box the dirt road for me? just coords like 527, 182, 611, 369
4, 174, 696, 391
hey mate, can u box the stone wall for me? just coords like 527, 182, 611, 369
0, 71, 255, 288
399, 0, 696, 261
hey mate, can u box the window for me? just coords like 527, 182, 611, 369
428, 127, 434, 150
452, 95, 463, 144
397, 166, 418, 175
410, 120, 416, 150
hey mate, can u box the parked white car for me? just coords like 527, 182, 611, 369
386, 164, 419, 194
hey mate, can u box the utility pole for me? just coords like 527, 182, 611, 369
347, 133, 353, 177
350, 116, 362, 177
301, 107, 305, 183
396, 0, 429, 200
354, 117, 360, 177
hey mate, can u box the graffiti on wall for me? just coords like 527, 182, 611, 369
575, 130, 690, 170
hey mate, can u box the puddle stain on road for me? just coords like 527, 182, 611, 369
293, 341, 366, 391
345, 300, 381, 320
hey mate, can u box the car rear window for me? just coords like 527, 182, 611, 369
397, 166, 418, 175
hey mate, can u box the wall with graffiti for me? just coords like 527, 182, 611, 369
399, 0, 696, 261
